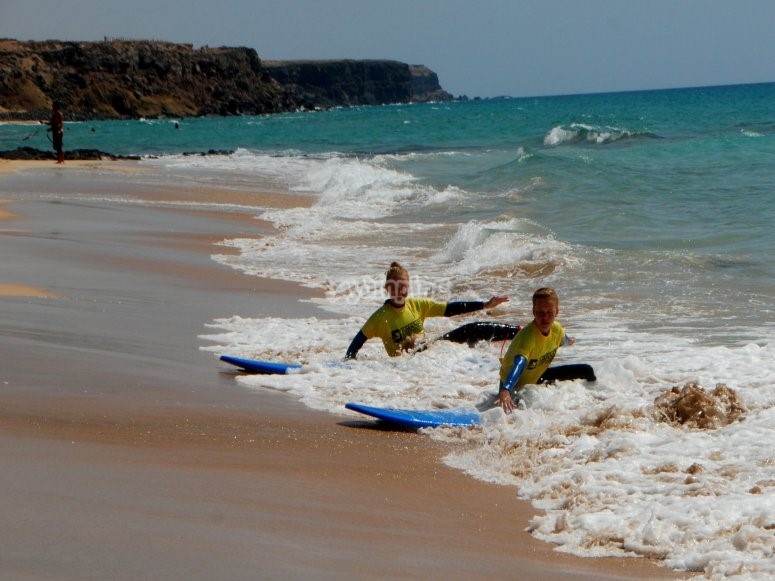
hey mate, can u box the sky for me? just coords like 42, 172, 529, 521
2, 0, 775, 98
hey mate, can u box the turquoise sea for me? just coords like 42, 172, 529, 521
3, 82, 775, 578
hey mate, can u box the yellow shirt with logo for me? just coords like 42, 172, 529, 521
361, 297, 447, 356
498, 320, 565, 388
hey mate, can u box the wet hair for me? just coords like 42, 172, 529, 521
53, 100, 62, 109
384, 262, 409, 287
532, 287, 559, 306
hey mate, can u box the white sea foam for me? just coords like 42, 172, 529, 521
178, 150, 775, 579
202, 310, 775, 580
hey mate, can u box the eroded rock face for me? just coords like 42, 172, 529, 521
409, 65, 453, 102
263, 60, 452, 110
0, 39, 452, 120
0, 39, 291, 119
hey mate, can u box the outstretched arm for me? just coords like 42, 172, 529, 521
345, 330, 367, 360
496, 355, 526, 414
443, 296, 508, 317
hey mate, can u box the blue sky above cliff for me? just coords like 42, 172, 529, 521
3, 0, 774, 98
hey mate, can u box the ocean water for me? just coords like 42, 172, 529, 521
4, 82, 775, 578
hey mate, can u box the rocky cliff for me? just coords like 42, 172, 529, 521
263, 60, 452, 110
0, 39, 452, 120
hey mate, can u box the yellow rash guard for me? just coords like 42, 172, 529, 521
499, 320, 565, 388
361, 297, 447, 356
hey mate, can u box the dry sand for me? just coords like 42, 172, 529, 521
0, 161, 684, 580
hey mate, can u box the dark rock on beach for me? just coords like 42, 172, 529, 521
0, 39, 453, 122
0, 146, 140, 161
0, 146, 239, 160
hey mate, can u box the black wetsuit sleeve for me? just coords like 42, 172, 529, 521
345, 330, 368, 359
443, 301, 485, 317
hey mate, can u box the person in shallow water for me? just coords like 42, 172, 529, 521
496, 287, 596, 413
345, 261, 514, 359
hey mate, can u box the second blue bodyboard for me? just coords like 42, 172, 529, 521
345, 402, 480, 428
220, 354, 302, 375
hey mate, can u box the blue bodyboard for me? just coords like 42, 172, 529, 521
345, 402, 480, 428
220, 355, 302, 375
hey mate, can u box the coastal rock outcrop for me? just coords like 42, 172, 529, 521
409, 65, 453, 102
0, 145, 138, 161
0, 39, 452, 121
0, 39, 291, 120
263, 60, 452, 110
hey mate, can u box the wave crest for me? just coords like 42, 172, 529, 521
544, 123, 659, 146
434, 219, 577, 278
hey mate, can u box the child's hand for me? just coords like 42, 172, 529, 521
497, 389, 515, 413
484, 296, 509, 309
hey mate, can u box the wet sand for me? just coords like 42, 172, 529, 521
0, 161, 683, 579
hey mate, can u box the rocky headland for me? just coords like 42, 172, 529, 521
0, 39, 453, 121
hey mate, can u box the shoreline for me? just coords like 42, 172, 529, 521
0, 160, 683, 579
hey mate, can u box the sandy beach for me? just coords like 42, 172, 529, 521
0, 161, 684, 580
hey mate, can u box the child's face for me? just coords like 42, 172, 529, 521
386, 274, 410, 306
532, 297, 559, 335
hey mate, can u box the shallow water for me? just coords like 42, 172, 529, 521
4, 83, 774, 578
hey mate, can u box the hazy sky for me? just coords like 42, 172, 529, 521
2, 0, 774, 98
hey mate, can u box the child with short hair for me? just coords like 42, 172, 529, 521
497, 287, 595, 413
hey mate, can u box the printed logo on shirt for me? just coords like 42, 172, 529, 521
527, 348, 558, 370
538, 348, 557, 367
391, 319, 424, 345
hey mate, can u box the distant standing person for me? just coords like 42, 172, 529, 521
47, 100, 64, 164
